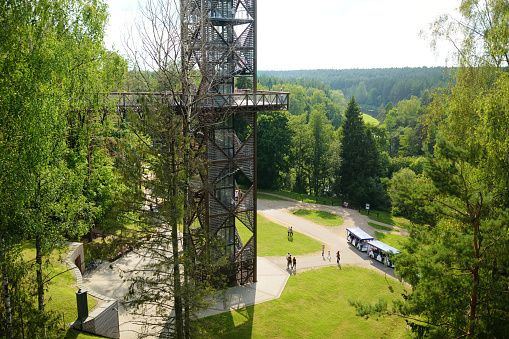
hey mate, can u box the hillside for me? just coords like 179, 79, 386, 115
259, 67, 453, 115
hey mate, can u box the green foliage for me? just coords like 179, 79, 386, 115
386, 168, 438, 226
373, 232, 407, 253
257, 112, 293, 189
335, 97, 387, 208
0, 0, 126, 335
261, 67, 450, 112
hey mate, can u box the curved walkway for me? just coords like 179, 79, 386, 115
257, 198, 402, 279
78, 196, 406, 338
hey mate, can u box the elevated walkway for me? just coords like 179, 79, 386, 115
111, 90, 289, 113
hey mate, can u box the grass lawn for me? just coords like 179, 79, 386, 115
369, 222, 399, 232
361, 210, 411, 230
257, 193, 292, 201
375, 232, 408, 252
236, 214, 322, 257
293, 209, 344, 226
21, 243, 99, 337
196, 266, 410, 338
257, 189, 338, 205
363, 113, 379, 125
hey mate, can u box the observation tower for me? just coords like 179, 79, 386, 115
184, 0, 288, 285
114, 0, 289, 286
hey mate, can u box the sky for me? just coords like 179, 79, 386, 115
104, 0, 460, 71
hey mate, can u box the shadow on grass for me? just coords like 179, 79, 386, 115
64, 328, 104, 339
198, 305, 255, 338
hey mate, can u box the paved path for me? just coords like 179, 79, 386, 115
257, 198, 400, 279
78, 196, 405, 338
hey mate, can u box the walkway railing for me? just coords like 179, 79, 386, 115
109, 90, 289, 111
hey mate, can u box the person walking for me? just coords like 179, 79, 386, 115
288, 226, 292, 238
322, 244, 325, 258
327, 250, 331, 262
336, 250, 340, 264
292, 257, 296, 270
287, 254, 292, 269
286, 252, 291, 268
290, 226, 293, 237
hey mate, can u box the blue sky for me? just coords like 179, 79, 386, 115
104, 0, 460, 70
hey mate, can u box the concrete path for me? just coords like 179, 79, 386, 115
257, 198, 400, 279
78, 196, 404, 338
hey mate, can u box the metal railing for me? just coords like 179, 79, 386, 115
109, 90, 289, 111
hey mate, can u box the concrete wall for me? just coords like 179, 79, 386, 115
66, 242, 120, 339
74, 301, 120, 339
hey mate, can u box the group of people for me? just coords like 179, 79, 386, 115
321, 244, 341, 264
287, 226, 293, 238
286, 253, 297, 270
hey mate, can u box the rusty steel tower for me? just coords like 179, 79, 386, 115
113, 0, 288, 286
183, 0, 288, 285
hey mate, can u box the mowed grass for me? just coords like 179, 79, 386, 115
369, 222, 399, 232
257, 193, 292, 201
257, 189, 337, 205
196, 266, 410, 339
237, 214, 322, 257
21, 243, 99, 337
293, 209, 344, 226
375, 232, 408, 252
363, 113, 379, 125
361, 210, 411, 230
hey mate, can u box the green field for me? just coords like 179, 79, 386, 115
293, 209, 344, 226
361, 210, 411, 230
363, 113, 379, 125
257, 189, 338, 205
196, 266, 410, 338
257, 193, 292, 201
237, 214, 322, 257
369, 222, 399, 232
375, 232, 408, 252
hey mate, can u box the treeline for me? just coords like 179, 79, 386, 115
256, 73, 431, 209
260, 67, 452, 115
259, 1, 509, 336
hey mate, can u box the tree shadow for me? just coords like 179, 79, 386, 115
197, 305, 255, 337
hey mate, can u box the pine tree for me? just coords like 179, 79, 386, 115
335, 97, 382, 206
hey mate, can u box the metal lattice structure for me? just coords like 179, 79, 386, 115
112, 0, 288, 286
182, 0, 284, 285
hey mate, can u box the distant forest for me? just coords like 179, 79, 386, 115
260, 67, 453, 115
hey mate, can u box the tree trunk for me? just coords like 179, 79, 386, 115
170, 137, 183, 337
35, 236, 44, 313
1, 237, 14, 339
468, 218, 481, 336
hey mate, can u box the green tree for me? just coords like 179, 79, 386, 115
335, 97, 383, 206
353, 2, 509, 336
0, 0, 125, 336
120, 1, 232, 337
257, 112, 293, 189
289, 114, 310, 193
307, 107, 334, 196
